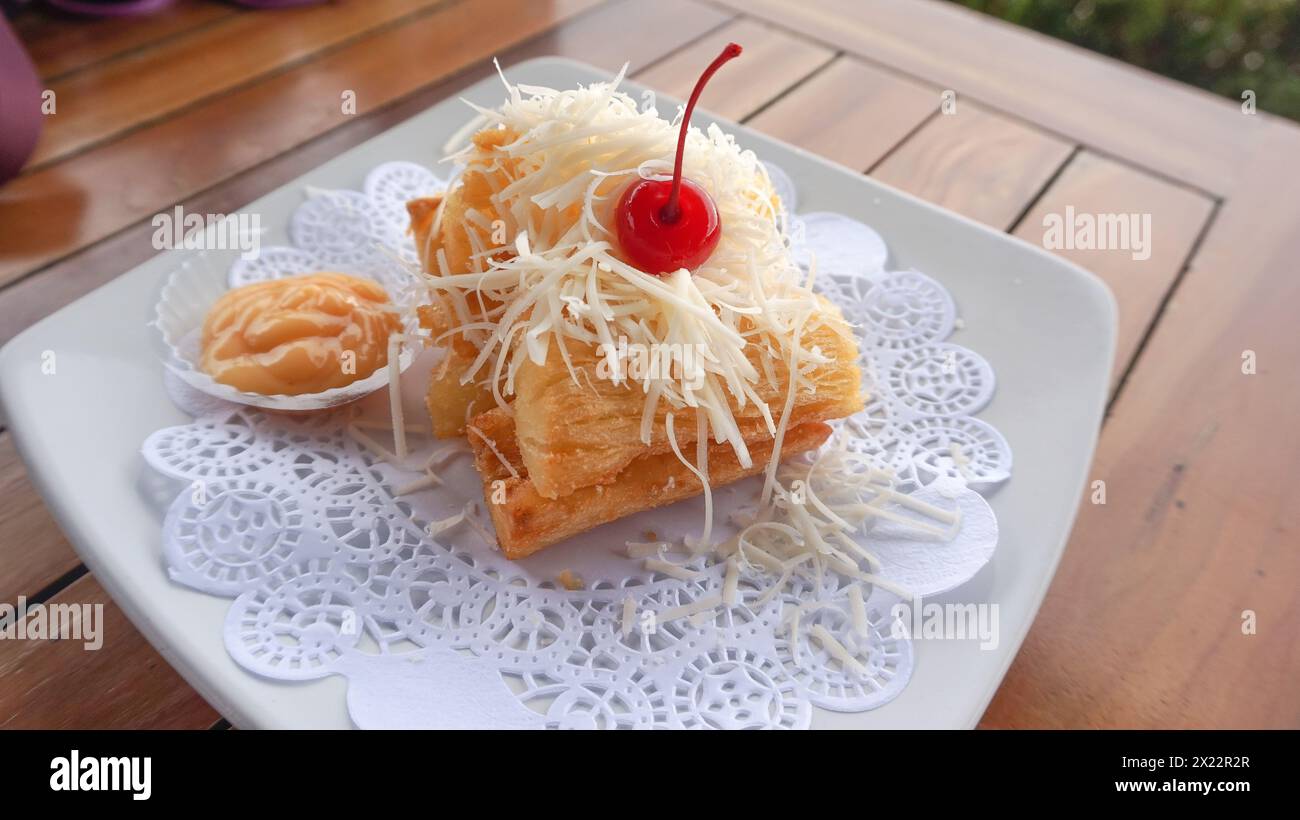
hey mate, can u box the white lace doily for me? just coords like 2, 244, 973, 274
141, 161, 1011, 729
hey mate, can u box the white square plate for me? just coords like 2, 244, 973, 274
0, 58, 1115, 729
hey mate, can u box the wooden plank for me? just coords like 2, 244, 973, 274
635, 17, 834, 122
746, 55, 937, 171
14, 0, 239, 82
981, 121, 1300, 729
0, 574, 221, 729
0, 0, 608, 289
530, 0, 730, 75
1013, 151, 1216, 388
871, 102, 1074, 229
712, 0, 1252, 196
27, 0, 451, 168
0, 433, 82, 605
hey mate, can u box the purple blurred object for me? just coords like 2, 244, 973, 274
43, 0, 175, 15
225, 0, 328, 7
0, 15, 42, 183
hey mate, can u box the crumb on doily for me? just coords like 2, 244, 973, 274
557, 570, 584, 591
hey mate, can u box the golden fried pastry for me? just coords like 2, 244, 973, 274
424, 341, 499, 437
467, 406, 832, 559
512, 300, 863, 499
200, 272, 399, 395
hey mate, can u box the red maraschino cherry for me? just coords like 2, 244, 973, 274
616, 42, 742, 275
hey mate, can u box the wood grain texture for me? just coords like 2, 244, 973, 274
1013, 151, 1216, 387
0, 433, 82, 605
871, 101, 1074, 229
0, 575, 221, 729
747, 55, 938, 172
635, 17, 834, 122
712, 0, 1252, 195
14, 0, 239, 81
26, 0, 452, 169
982, 121, 1300, 729
0, 0, 606, 288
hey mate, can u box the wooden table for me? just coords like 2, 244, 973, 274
1, 0, 1296, 729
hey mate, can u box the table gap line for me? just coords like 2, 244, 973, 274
1104, 197, 1224, 418
623, 12, 739, 77
739, 49, 844, 125
1004, 144, 1083, 235
40, 9, 245, 86
863, 108, 941, 176
9, 563, 89, 611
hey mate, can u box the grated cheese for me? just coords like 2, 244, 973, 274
621, 594, 637, 637
656, 593, 722, 624
625, 540, 670, 558
642, 557, 703, 581
848, 584, 869, 638
722, 557, 739, 606
387, 333, 407, 461
465, 424, 520, 480
395, 472, 443, 496
810, 624, 869, 678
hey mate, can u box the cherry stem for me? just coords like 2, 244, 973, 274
661, 42, 743, 223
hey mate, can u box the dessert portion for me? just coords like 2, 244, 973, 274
409, 47, 865, 557
200, 272, 400, 395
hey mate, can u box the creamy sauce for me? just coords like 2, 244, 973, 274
200, 272, 400, 395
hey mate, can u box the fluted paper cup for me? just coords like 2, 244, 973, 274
152, 250, 422, 412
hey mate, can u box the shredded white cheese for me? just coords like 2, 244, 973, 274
466, 424, 520, 480
810, 624, 869, 678
655, 593, 722, 624
642, 557, 703, 582
621, 594, 637, 638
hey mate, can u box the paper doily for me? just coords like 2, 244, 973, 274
141, 160, 1011, 729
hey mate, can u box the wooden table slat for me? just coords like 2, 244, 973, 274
746, 55, 939, 173
0, 574, 221, 729
14, 0, 240, 82
983, 122, 1300, 728
27, 0, 454, 170
1012, 150, 1217, 388
871, 102, 1075, 230
0, 433, 83, 605
635, 17, 835, 123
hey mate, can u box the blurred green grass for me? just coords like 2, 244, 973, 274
950, 0, 1300, 121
